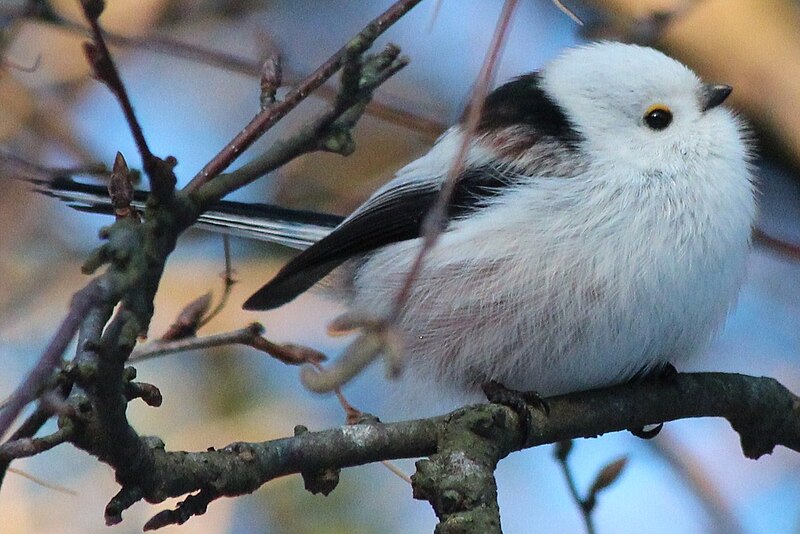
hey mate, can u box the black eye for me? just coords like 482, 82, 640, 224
643, 105, 673, 130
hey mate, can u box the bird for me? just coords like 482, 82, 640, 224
34, 42, 757, 404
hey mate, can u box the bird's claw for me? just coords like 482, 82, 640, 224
629, 422, 664, 439
482, 380, 549, 443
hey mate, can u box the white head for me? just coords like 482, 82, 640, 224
539, 42, 750, 179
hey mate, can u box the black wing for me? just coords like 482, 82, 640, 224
243, 164, 525, 310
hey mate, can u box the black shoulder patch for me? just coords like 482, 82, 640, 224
476, 72, 581, 147
447, 165, 523, 218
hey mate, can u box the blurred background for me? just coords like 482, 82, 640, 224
1, 0, 799, 532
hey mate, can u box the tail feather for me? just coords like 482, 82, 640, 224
29, 178, 343, 250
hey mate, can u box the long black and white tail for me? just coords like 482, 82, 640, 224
30, 178, 344, 250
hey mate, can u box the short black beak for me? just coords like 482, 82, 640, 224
701, 84, 732, 111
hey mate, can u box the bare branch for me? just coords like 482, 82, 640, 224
130, 323, 326, 366
198, 235, 237, 328
551, 0, 585, 26
184, 0, 424, 193
66, 373, 800, 530
0, 280, 103, 440
15, 5, 445, 139
389, 0, 518, 322
754, 227, 800, 262
0, 426, 73, 462
6, 467, 78, 495
1, 149, 108, 181
78, 0, 177, 200
555, 440, 597, 534
190, 45, 409, 207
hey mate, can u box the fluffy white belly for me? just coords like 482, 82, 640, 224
349, 175, 754, 397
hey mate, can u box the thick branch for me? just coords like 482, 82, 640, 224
79, 373, 799, 529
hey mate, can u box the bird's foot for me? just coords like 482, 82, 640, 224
631, 361, 678, 384
627, 362, 677, 439
481, 380, 549, 443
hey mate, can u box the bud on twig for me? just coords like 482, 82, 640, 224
161, 293, 212, 341
260, 54, 282, 110
108, 152, 135, 219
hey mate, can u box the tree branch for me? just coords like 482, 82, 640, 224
66, 372, 800, 530
0, 279, 104, 440
15, 5, 446, 140
184, 0, 424, 193
78, 0, 177, 201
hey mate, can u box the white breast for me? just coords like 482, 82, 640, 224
350, 153, 755, 398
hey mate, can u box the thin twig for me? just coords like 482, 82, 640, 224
18, 10, 445, 139
130, 323, 325, 366
648, 433, 744, 534
426, 0, 444, 32
555, 441, 596, 534
191, 46, 409, 207
7, 467, 78, 496
131, 323, 264, 362
0, 281, 101, 440
551, 0, 585, 26
0, 405, 54, 489
309, 361, 361, 423
389, 0, 519, 321
78, 3, 152, 174
381, 460, 413, 484
0, 426, 73, 462
184, 0, 424, 193
1, 149, 108, 180
199, 235, 237, 328
78, 1, 176, 199
753, 228, 800, 262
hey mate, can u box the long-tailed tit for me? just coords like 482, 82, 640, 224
37, 42, 756, 400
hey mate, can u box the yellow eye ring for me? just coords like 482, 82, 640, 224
643, 104, 673, 130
